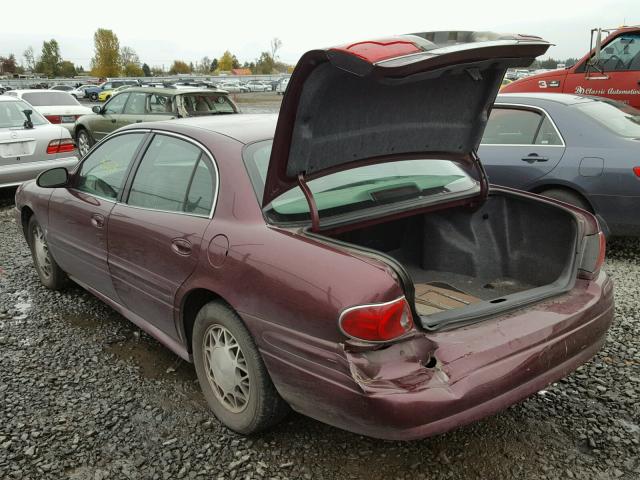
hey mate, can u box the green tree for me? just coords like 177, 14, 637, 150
91, 29, 121, 77
58, 60, 77, 77
210, 58, 218, 72
151, 66, 165, 76
169, 60, 190, 74
123, 63, 144, 77
540, 57, 558, 69
218, 51, 236, 71
255, 52, 275, 74
36, 39, 62, 77
142, 63, 151, 77
0, 55, 18, 75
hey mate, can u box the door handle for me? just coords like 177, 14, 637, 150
171, 238, 192, 256
521, 153, 549, 163
90, 213, 105, 228
110, 119, 116, 123
136, 119, 143, 123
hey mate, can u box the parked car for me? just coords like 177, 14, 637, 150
246, 82, 270, 92
15, 31, 612, 441
5, 90, 92, 134
479, 92, 640, 237
84, 80, 139, 102
216, 82, 243, 93
0, 96, 77, 188
74, 87, 238, 156
98, 84, 132, 102
276, 77, 289, 95
69, 85, 97, 99
49, 85, 75, 93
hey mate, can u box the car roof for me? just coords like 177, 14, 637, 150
10, 89, 74, 95
0, 95, 20, 102
125, 114, 278, 144
120, 86, 227, 96
496, 92, 595, 106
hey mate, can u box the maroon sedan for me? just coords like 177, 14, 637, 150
14, 31, 613, 440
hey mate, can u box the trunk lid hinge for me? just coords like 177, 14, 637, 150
297, 172, 320, 233
472, 150, 490, 204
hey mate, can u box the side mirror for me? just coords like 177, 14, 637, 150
593, 28, 603, 63
92, 105, 102, 114
37, 167, 69, 188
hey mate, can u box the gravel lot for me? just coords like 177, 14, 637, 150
0, 135, 639, 478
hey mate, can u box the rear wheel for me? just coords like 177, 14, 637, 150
90, 92, 98, 101
76, 129, 94, 158
27, 216, 68, 290
192, 302, 289, 434
538, 188, 592, 212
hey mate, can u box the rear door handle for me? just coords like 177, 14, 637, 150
91, 213, 105, 228
521, 153, 549, 163
110, 118, 116, 123
171, 238, 192, 256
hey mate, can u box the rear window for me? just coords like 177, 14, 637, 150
22, 92, 80, 106
574, 99, 640, 138
244, 140, 479, 222
0, 99, 47, 128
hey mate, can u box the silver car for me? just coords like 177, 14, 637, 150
0, 96, 78, 188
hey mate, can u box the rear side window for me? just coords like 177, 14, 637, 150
534, 117, 563, 145
482, 108, 542, 145
148, 94, 174, 114
127, 135, 215, 215
75, 133, 145, 200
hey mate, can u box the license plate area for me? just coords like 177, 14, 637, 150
0, 141, 35, 158
61, 115, 76, 123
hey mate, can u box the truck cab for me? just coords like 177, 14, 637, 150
502, 26, 640, 108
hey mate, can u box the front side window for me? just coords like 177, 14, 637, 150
244, 141, 478, 222
75, 133, 145, 200
482, 108, 543, 145
0, 99, 47, 128
574, 98, 640, 138
104, 93, 129, 114
123, 92, 147, 115
592, 33, 640, 72
127, 135, 215, 215
22, 92, 80, 106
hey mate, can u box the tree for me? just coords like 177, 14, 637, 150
210, 58, 218, 72
255, 52, 275, 74
120, 46, 139, 66
123, 63, 144, 77
232, 55, 240, 69
169, 60, 190, 74
142, 63, 151, 77
151, 66, 165, 76
218, 51, 236, 71
36, 39, 62, 77
540, 57, 558, 69
58, 60, 77, 77
0, 55, 18, 75
23, 46, 35, 72
270, 37, 282, 60
91, 29, 121, 77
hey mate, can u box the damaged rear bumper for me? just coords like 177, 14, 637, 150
259, 271, 613, 440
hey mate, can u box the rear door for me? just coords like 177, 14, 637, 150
478, 106, 566, 188
107, 132, 217, 338
93, 93, 130, 140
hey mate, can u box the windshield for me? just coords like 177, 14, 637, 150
181, 93, 237, 115
0, 99, 48, 128
574, 99, 640, 138
22, 91, 80, 106
244, 140, 479, 222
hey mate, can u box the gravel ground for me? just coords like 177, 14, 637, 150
1, 184, 639, 478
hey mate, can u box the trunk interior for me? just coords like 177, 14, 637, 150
326, 192, 579, 328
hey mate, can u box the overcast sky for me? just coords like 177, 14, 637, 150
0, 0, 636, 69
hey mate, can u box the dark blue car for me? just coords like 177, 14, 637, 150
479, 93, 640, 237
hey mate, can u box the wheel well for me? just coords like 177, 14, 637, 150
21, 206, 34, 239
529, 185, 594, 213
181, 289, 231, 354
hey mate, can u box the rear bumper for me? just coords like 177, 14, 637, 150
0, 156, 78, 188
260, 272, 614, 440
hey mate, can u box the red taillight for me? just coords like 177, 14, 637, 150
45, 115, 61, 124
633, 166, 640, 177
339, 297, 414, 342
595, 231, 606, 273
578, 231, 606, 279
46, 139, 76, 155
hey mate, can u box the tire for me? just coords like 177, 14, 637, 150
193, 302, 289, 434
538, 188, 591, 212
76, 128, 94, 158
27, 216, 68, 290
90, 92, 98, 101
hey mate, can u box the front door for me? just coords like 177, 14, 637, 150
118, 91, 149, 127
563, 32, 640, 109
93, 93, 130, 140
479, 106, 566, 189
107, 132, 217, 338
47, 132, 147, 300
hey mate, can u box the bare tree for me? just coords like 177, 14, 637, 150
23, 46, 36, 71
120, 46, 140, 66
270, 38, 282, 61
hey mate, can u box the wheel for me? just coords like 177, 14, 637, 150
193, 302, 289, 434
27, 216, 68, 290
90, 92, 98, 101
538, 188, 591, 212
76, 128, 94, 158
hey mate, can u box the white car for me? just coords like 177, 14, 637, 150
0, 96, 78, 188
217, 82, 243, 93
5, 90, 92, 134
69, 85, 97, 99
247, 82, 270, 92
276, 78, 290, 95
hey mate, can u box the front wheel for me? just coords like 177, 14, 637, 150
90, 92, 98, 101
192, 302, 289, 434
76, 129, 94, 158
27, 216, 68, 290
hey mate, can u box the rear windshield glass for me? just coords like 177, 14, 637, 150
244, 140, 479, 222
181, 93, 236, 115
0, 99, 47, 128
574, 99, 640, 138
22, 92, 80, 106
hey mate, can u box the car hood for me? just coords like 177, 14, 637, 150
263, 31, 550, 206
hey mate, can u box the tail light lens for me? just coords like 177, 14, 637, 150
45, 115, 61, 124
46, 139, 76, 155
578, 231, 606, 279
633, 166, 640, 177
339, 297, 414, 342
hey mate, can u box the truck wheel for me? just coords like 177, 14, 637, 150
192, 302, 289, 434
538, 188, 592, 212
27, 216, 68, 290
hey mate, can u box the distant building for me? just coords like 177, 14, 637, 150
231, 68, 252, 76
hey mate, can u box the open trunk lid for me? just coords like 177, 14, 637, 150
263, 31, 551, 207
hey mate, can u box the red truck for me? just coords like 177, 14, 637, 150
502, 26, 640, 108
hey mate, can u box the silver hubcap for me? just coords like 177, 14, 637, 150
78, 133, 89, 156
203, 325, 250, 413
33, 225, 52, 278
